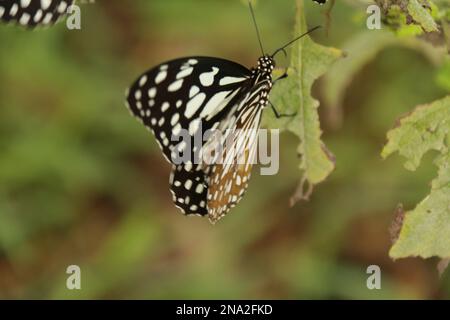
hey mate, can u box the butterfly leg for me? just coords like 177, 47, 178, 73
269, 101, 297, 118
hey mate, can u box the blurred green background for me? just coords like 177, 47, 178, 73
0, 0, 449, 299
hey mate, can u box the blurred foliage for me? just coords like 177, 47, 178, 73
0, 0, 449, 299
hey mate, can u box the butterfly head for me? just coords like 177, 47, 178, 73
257, 55, 275, 74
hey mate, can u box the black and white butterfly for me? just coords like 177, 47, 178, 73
0, 0, 73, 27
126, 3, 320, 223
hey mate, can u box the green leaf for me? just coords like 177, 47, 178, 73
263, 0, 343, 201
382, 96, 450, 170
382, 0, 444, 35
407, 0, 439, 32
382, 95, 450, 259
396, 24, 425, 37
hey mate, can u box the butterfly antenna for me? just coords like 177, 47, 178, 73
248, 1, 265, 56
271, 25, 322, 58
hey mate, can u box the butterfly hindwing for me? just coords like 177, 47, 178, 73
0, 0, 73, 27
169, 164, 209, 216
206, 91, 265, 222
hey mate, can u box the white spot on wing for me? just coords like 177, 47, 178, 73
170, 113, 179, 126
57, 1, 68, 13
199, 67, 219, 87
20, 13, 31, 25
168, 79, 183, 92
188, 118, 201, 136
219, 76, 246, 86
155, 70, 167, 84
148, 87, 157, 98
173, 123, 182, 136
184, 179, 193, 190
21, 0, 32, 8
139, 75, 148, 87
199, 91, 231, 118
189, 86, 200, 98
33, 9, 43, 22
177, 67, 194, 79
195, 184, 204, 194
161, 102, 170, 112
185, 93, 206, 119
184, 162, 193, 171
10, 4, 19, 16
41, 0, 52, 10
43, 12, 53, 24
134, 90, 142, 100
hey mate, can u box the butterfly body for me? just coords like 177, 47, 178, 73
126, 55, 275, 223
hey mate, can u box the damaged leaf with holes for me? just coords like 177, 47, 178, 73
382, 95, 450, 259
376, 0, 444, 35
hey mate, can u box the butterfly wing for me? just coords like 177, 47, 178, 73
168, 81, 269, 220
168, 88, 264, 219
0, 0, 73, 27
126, 57, 255, 217
126, 57, 252, 165
169, 164, 209, 216
206, 87, 266, 223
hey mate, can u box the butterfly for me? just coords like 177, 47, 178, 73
312, 0, 328, 4
126, 3, 320, 224
0, 0, 73, 27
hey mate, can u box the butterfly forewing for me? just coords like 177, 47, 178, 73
0, 0, 73, 27
126, 57, 252, 164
